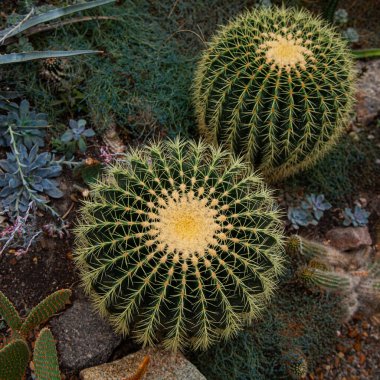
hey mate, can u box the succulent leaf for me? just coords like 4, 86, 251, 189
34, 328, 61, 380
0, 144, 63, 214
19, 289, 71, 337
0, 339, 30, 380
75, 138, 285, 351
0, 291, 22, 331
193, 7, 355, 181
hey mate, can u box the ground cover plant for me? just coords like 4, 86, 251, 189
0, 0, 379, 379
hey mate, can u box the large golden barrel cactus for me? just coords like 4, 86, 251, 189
193, 7, 355, 181
75, 138, 285, 351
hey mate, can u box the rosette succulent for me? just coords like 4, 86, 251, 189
193, 6, 355, 181
0, 145, 63, 214
0, 100, 48, 149
75, 138, 285, 351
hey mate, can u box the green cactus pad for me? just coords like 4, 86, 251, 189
75, 138, 285, 351
20, 289, 72, 337
0, 290, 22, 331
34, 328, 61, 380
193, 7, 355, 181
0, 339, 30, 380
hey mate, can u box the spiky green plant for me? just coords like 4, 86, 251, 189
283, 350, 308, 379
0, 289, 71, 379
0, 339, 30, 380
34, 328, 61, 380
286, 234, 349, 267
75, 138, 285, 351
19, 289, 71, 337
193, 6, 355, 181
298, 266, 351, 291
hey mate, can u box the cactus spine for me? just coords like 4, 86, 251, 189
75, 138, 285, 351
193, 7, 355, 181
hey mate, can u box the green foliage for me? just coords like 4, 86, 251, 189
75, 138, 285, 351
189, 282, 345, 379
286, 134, 380, 205
193, 6, 355, 182
34, 328, 61, 380
19, 289, 71, 337
4, 0, 256, 137
0, 339, 30, 380
0, 290, 22, 331
0, 0, 116, 65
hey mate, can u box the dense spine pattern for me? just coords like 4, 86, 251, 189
0, 339, 30, 380
193, 7, 355, 181
75, 138, 285, 351
19, 289, 72, 337
0, 291, 22, 331
34, 328, 61, 380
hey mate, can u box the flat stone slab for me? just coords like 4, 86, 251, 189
80, 346, 206, 380
51, 298, 122, 372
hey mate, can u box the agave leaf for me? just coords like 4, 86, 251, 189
0, 0, 116, 41
0, 50, 101, 65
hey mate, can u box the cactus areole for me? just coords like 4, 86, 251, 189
193, 7, 355, 181
75, 139, 284, 351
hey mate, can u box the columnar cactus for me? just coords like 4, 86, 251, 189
193, 7, 355, 181
75, 138, 285, 351
283, 350, 308, 379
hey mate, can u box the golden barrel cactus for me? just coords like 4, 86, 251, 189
193, 7, 355, 181
75, 138, 285, 351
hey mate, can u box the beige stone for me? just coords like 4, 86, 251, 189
325, 227, 372, 251
80, 346, 206, 380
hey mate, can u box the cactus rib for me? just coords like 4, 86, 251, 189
75, 138, 285, 351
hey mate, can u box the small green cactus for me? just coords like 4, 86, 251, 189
283, 350, 308, 379
0, 290, 22, 331
193, 7, 355, 181
298, 266, 351, 291
34, 328, 61, 380
0, 289, 70, 380
0, 339, 30, 380
75, 138, 285, 351
19, 289, 71, 337
286, 235, 349, 267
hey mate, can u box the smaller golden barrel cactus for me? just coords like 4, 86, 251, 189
283, 350, 308, 379
75, 138, 285, 351
193, 6, 355, 181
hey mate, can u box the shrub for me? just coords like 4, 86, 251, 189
75, 138, 285, 351
193, 6, 355, 182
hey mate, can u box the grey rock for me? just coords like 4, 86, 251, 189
355, 59, 380, 125
50, 298, 122, 372
80, 346, 206, 380
325, 226, 372, 251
